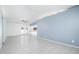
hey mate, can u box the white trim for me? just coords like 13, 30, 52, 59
38, 36, 79, 49
37, 7, 71, 21
6, 35, 79, 49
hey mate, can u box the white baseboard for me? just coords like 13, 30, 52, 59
38, 36, 79, 49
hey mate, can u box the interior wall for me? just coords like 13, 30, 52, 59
35, 6, 79, 47
7, 22, 37, 36
2, 17, 6, 42
2, 5, 73, 37
7, 22, 24, 36
0, 8, 2, 49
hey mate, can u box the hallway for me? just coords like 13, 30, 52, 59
0, 34, 79, 54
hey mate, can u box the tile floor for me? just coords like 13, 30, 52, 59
0, 34, 79, 54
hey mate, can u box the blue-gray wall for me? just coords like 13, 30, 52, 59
35, 6, 79, 47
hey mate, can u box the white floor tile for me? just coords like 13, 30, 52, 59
0, 34, 79, 54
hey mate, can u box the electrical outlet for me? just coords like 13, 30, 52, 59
72, 40, 75, 43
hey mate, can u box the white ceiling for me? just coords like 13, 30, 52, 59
1, 5, 74, 24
